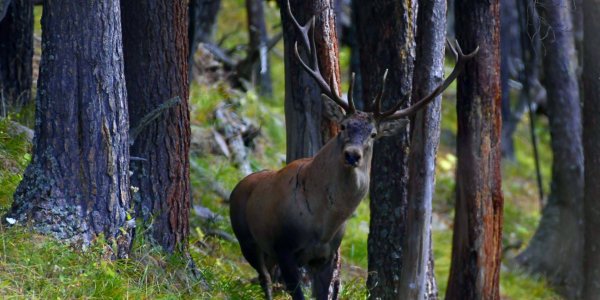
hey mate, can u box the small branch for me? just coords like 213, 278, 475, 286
129, 96, 181, 145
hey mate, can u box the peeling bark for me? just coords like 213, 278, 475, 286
121, 0, 191, 253
446, 0, 504, 299
355, 1, 416, 298
399, 0, 446, 298
8, 0, 132, 258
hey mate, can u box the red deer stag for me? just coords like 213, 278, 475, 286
230, 3, 478, 299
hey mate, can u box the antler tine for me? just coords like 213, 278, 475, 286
379, 40, 479, 121
347, 73, 356, 114
287, 0, 350, 112
372, 69, 389, 117
286, 0, 311, 51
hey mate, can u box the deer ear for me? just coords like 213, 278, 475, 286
377, 118, 409, 138
322, 94, 345, 123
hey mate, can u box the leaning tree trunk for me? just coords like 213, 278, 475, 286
279, 0, 342, 297
8, 0, 132, 258
355, 1, 416, 298
583, 1, 600, 298
189, 0, 221, 74
515, 1, 584, 298
0, 0, 33, 115
446, 0, 504, 299
399, 0, 446, 299
121, 0, 191, 254
246, 0, 273, 97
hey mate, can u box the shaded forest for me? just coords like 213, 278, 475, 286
0, 0, 598, 299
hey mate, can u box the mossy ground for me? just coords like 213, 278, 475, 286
0, 1, 560, 299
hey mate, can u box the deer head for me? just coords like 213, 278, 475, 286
287, 1, 479, 169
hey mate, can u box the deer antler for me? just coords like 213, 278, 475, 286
287, 0, 356, 114
375, 40, 479, 121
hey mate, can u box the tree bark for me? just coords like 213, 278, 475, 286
278, 0, 341, 163
355, 1, 416, 298
246, 0, 273, 97
189, 0, 221, 73
583, 1, 600, 299
399, 0, 445, 299
121, 0, 191, 253
278, 0, 342, 297
446, 0, 504, 299
0, 0, 33, 115
515, 1, 584, 298
8, 0, 132, 258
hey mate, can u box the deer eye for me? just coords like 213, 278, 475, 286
340, 124, 346, 131
371, 132, 377, 138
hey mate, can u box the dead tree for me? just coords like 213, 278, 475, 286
246, 0, 273, 96
399, 0, 447, 298
446, 0, 504, 299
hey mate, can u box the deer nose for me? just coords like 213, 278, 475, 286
344, 148, 362, 167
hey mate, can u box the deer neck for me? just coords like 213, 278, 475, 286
302, 136, 371, 219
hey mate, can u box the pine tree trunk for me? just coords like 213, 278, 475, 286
246, 0, 272, 97
121, 0, 191, 253
0, 0, 33, 114
8, 0, 132, 258
515, 1, 584, 298
279, 0, 341, 163
446, 0, 504, 299
583, 1, 600, 298
399, 0, 446, 298
355, 1, 416, 298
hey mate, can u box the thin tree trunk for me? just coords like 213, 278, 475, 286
279, 0, 342, 297
246, 0, 272, 97
121, 0, 191, 254
399, 0, 445, 299
446, 0, 504, 299
355, 1, 416, 298
8, 0, 132, 258
0, 0, 33, 115
515, 1, 584, 298
583, 1, 600, 298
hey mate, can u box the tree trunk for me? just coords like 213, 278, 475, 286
121, 0, 191, 254
399, 0, 445, 299
0, 0, 33, 115
246, 0, 272, 97
515, 1, 584, 299
279, 0, 341, 163
583, 1, 600, 298
8, 0, 132, 258
355, 1, 416, 298
446, 0, 504, 299
189, 0, 221, 73
278, 0, 342, 297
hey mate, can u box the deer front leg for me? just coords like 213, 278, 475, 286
276, 250, 305, 300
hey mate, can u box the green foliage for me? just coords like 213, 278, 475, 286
0, 117, 31, 210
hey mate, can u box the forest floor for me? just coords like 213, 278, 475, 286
0, 1, 561, 299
